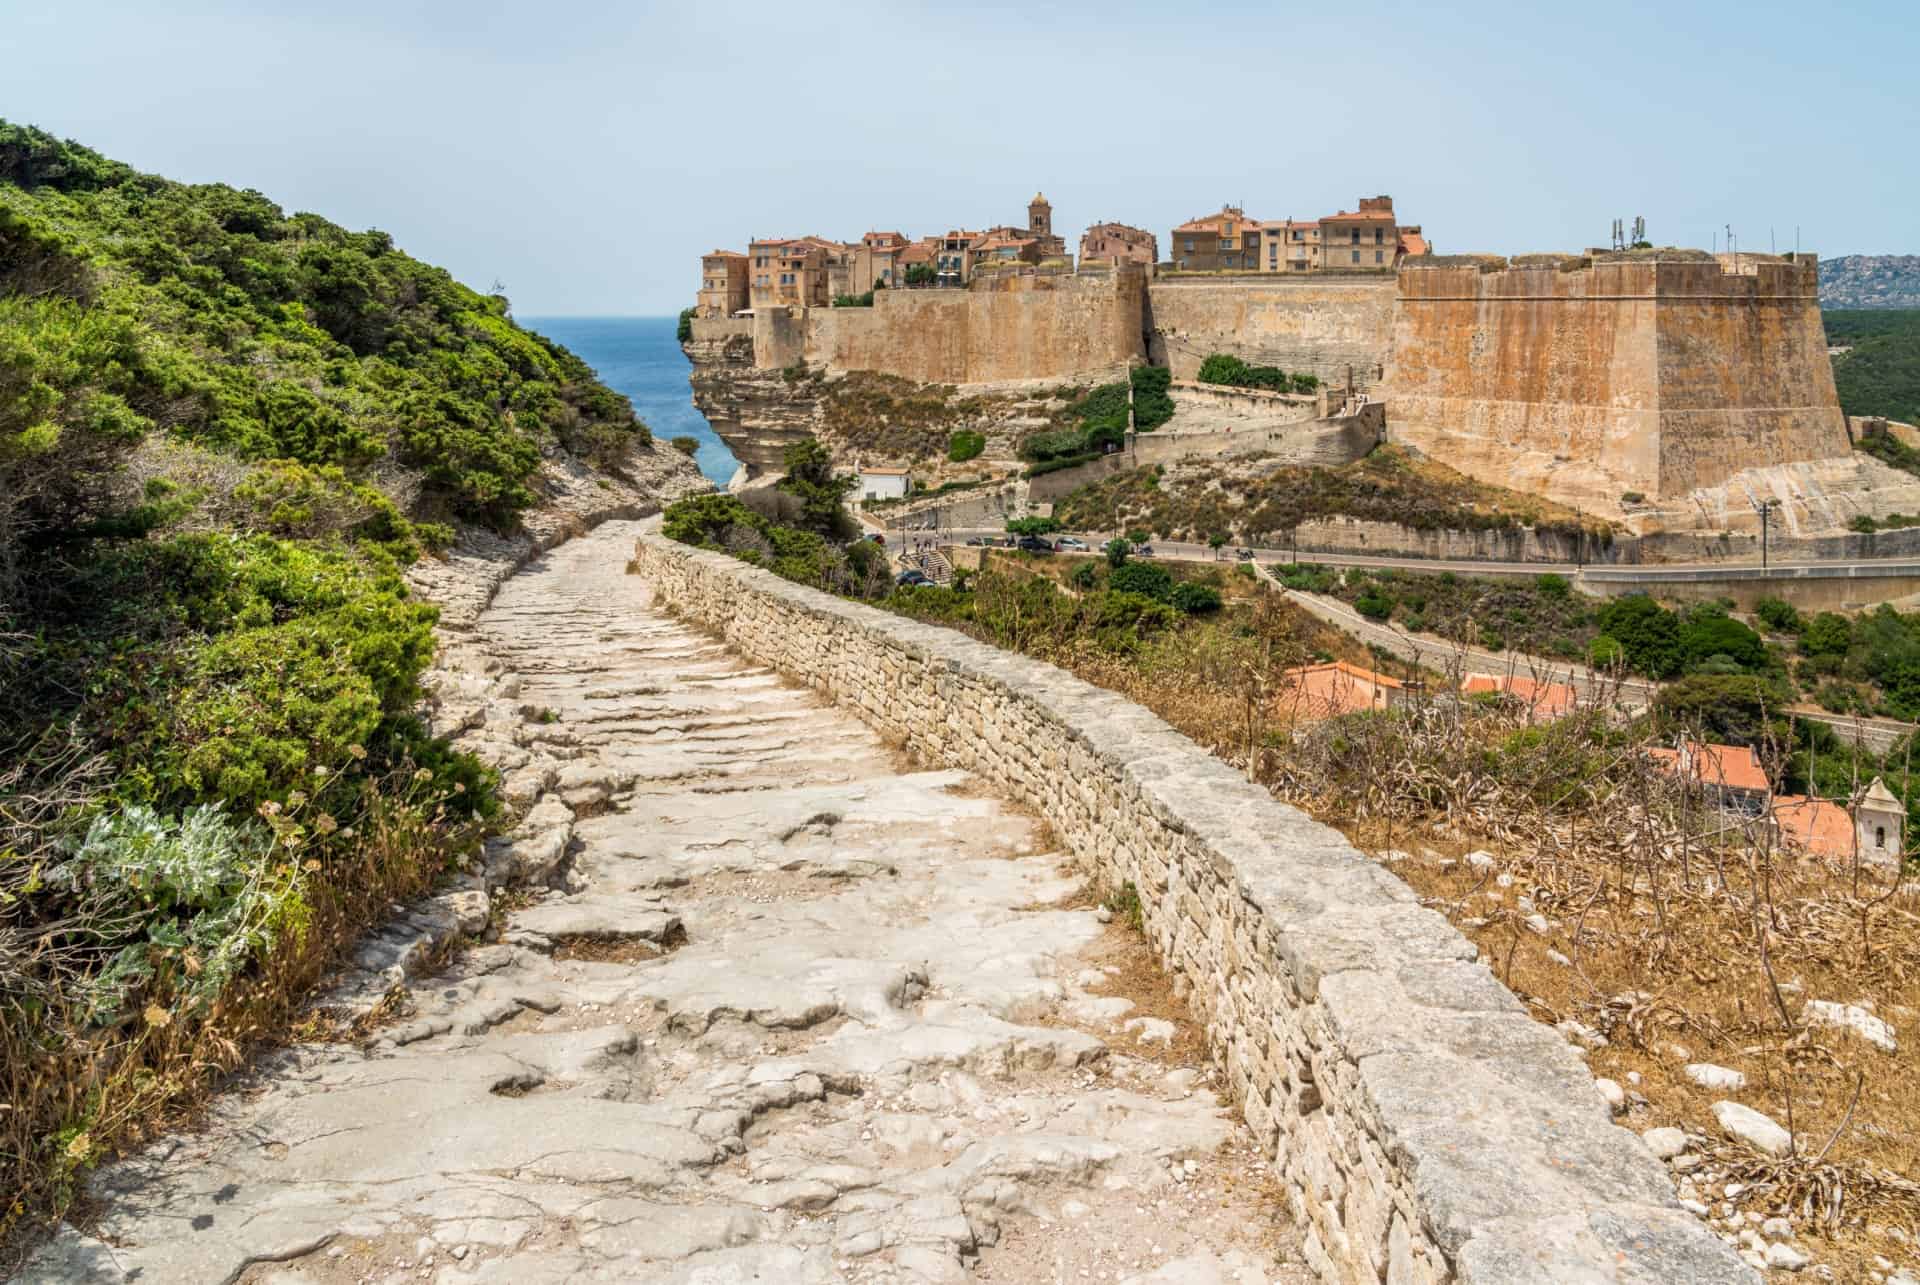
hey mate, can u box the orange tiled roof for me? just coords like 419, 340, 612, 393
1460, 673, 1578, 719
1399, 231, 1430, 256
1648, 741, 1770, 793
706, 249, 748, 259
1771, 795, 1855, 857
1277, 661, 1405, 720
1321, 209, 1398, 223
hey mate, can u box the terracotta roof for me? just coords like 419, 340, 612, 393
1460, 673, 1577, 719
860, 466, 910, 476
1648, 741, 1770, 793
1399, 231, 1430, 257
1771, 795, 1855, 857
1277, 661, 1405, 720
897, 243, 936, 264
706, 249, 748, 259
1321, 209, 1399, 223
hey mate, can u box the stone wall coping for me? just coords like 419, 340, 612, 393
630, 521, 1757, 1285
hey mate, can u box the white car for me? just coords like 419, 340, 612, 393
1056, 537, 1089, 551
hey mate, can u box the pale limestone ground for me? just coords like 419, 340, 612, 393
25, 522, 1306, 1285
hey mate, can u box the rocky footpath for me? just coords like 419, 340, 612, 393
25, 522, 1304, 1285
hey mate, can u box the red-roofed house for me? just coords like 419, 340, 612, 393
1773, 778, 1905, 864
1647, 740, 1771, 813
1460, 673, 1579, 723
1277, 661, 1411, 721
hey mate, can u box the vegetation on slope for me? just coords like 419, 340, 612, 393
0, 121, 669, 1242
1824, 309, 1920, 426
1054, 446, 1612, 543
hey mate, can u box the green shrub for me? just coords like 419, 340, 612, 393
1801, 611, 1854, 658
1595, 594, 1682, 677
1130, 365, 1174, 430
1479, 627, 1506, 651
677, 307, 695, 342
1109, 561, 1174, 601
1620, 490, 1645, 504
1070, 561, 1099, 590
1679, 612, 1765, 672
1535, 573, 1570, 599
1170, 582, 1222, 614
1754, 597, 1802, 633
1354, 591, 1393, 620
1588, 635, 1625, 667
670, 435, 700, 455
948, 430, 986, 462
1104, 538, 1131, 567
1852, 514, 1880, 533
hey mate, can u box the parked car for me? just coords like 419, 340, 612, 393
1133, 544, 1154, 558
964, 537, 984, 546
1057, 536, 1088, 551
1016, 536, 1054, 552
867, 533, 885, 543
895, 569, 930, 586
1236, 548, 1256, 561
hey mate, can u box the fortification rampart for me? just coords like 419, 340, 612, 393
630, 522, 1755, 1285
1146, 277, 1397, 391
749, 270, 1145, 385
1383, 253, 1848, 514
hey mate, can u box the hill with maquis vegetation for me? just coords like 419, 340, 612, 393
0, 120, 702, 1245
1818, 255, 1920, 309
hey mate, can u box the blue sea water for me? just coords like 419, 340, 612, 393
521, 315, 738, 488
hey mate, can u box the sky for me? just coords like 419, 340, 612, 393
6, 0, 1917, 316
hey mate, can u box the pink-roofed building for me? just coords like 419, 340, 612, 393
1460, 673, 1579, 723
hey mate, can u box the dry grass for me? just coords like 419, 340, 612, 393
902, 570, 1920, 1274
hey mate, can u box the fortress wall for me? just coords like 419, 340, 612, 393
782, 272, 1144, 385
1383, 260, 1663, 512
1650, 258, 1849, 494
1383, 255, 1849, 513
1146, 278, 1397, 390
631, 521, 1754, 1285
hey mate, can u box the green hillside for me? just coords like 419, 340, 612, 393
0, 121, 664, 1238
1824, 309, 1920, 425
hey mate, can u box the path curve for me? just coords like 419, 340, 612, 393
25, 521, 1303, 1285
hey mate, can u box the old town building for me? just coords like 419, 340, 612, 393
1079, 221, 1158, 268
697, 250, 748, 317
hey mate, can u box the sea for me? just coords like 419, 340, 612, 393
521, 315, 739, 488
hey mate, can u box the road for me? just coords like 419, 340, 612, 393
910, 523, 1920, 585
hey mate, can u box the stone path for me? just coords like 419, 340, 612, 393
26, 522, 1306, 1285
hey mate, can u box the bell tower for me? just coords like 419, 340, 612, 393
1028, 192, 1052, 238
1856, 777, 1905, 863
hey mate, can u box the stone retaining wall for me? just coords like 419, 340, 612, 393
628, 523, 1755, 1285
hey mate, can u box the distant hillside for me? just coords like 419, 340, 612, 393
1823, 309, 1920, 425
1818, 255, 1920, 308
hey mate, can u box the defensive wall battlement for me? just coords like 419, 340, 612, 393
1383, 252, 1848, 514
630, 521, 1755, 1285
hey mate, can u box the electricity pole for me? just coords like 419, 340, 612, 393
1753, 498, 1777, 570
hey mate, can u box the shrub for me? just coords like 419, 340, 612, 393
1679, 612, 1765, 672
1006, 516, 1062, 537
1535, 573, 1570, 599
1595, 594, 1683, 677
1851, 514, 1880, 534
1170, 582, 1222, 614
948, 430, 985, 462
1654, 673, 1790, 745
1104, 537, 1131, 567
677, 307, 695, 342
1620, 490, 1645, 504
1479, 627, 1506, 651
670, 435, 700, 455
1754, 597, 1802, 633
1801, 611, 1854, 658
1110, 560, 1175, 601
1130, 365, 1174, 430
1590, 634, 1625, 668
1354, 591, 1394, 620
1070, 561, 1099, 590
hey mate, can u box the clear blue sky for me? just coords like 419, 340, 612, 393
7, 0, 1915, 316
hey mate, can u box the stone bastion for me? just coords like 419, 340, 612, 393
628, 521, 1755, 1285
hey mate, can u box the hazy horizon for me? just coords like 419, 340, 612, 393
8, 0, 1916, 316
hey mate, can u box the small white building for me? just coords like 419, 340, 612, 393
859, 467, 912, 503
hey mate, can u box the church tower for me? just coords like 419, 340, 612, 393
1028, 192, 1052, 238
1856, 777, 1905, 863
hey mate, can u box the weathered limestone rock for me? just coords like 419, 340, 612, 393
1802, 999, 1898, 1053
1711, 1101, 1794, 1157
22, 523, 1305, 1285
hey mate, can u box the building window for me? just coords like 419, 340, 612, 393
1350, 229, 1360, 244
1375, 228, 1384, 244
1184, 239, 1194, 253
1350, 251, 1360, 264
1375, 250, 1384, 264
1877, 825, 1888, 849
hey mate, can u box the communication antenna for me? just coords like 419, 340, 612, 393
1632, 216, 1645, 247
1611, 218, 1625, 252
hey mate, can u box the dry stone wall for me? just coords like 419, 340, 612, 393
629, 523, 1757, 1285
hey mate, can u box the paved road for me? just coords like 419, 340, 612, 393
28, 522, 1305, 1285
915, 524, 1920, 584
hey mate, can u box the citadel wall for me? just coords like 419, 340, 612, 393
631, 522, 1755, 1285
1145, 276, 1397, 390
1383, 253, 1849, 513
